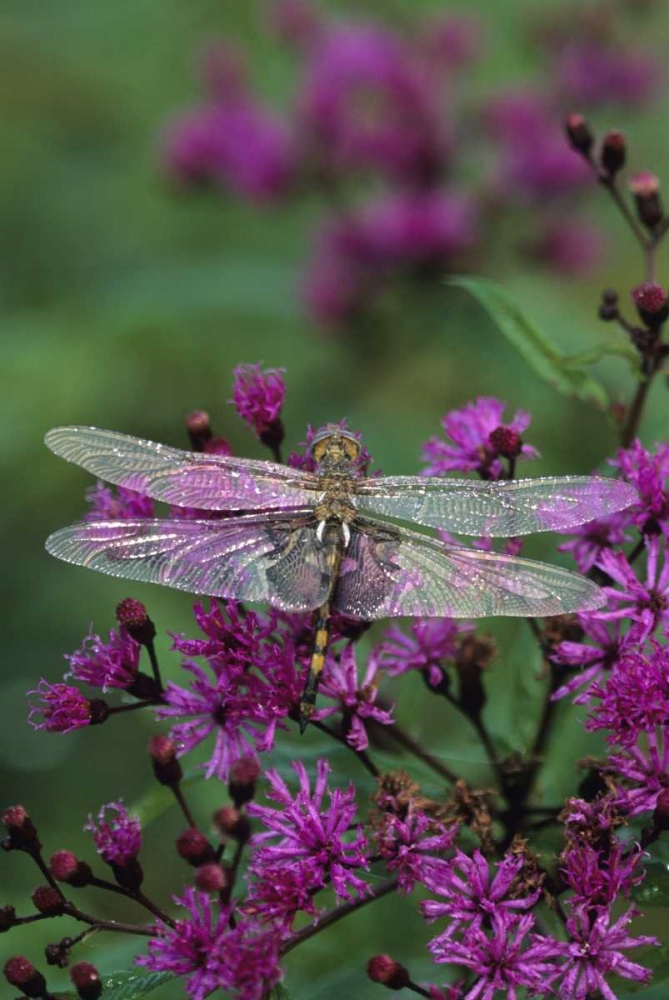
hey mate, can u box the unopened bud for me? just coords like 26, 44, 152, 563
186, 410, 213, 451
111, 858, 144, 893
147, 735, 182, 787
228, 757, 260, 807
70, 962, 102, 1000
367, 954, 411, 990
632, 282, 669, 328
565, 113, 594, 157
629, 172, 663, 230
0, 906, 16, 933
194, 862, 230, 893
49, 851, 92, 888
213, 806, 251, 843
31, 886, 64, 916
44, 938, 73, 969
598, 288, 619, 322
176, 828, 216, 867
488, 426, 522, 460
653, 787, 669, 831
116, 599, 156, 646
600, 130, 626, 177
4, 957, 47, 998
1, 806, 40, 853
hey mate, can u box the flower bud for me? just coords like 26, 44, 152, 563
176, 828, 216, 867
186, 410, 213, 452
194, 862, 230, 893
600, 130, 626, 177
213, 806, 251, 843
629, 172, 663, 230
115, 599, 156, 646
367, 954, 411, 990
632, 282, 669, 328
564, 113, 594, 157
653, 787, 669, 831
49, 851, 92, 888
4, 957, 48, 998
488, 426, 522, 460
598, 288, 619, 322
111, 858, 144, 893
44, 938, 73, 969
147, 735, 182, 787
31, 886, 64, 916
0, 906, 16, 933
228, 757, 260, 807
70, 962, 102, 1000
2, 806, 41, 853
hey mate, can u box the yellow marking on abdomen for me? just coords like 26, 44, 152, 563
314, 628, 329, 650
309, 651, 326, 676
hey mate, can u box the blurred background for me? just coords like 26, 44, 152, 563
2, 0, 669, 996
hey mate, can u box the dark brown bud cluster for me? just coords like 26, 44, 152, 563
70, 962, 103, 1000
176, 827, 216, 867
228, 757, 260, 808
4, 956, 49, 998
366, 954, 411, 990
116, 598, 156, 646
147, 735, 182, 787
2, 807, 41, 854
629, 172, 664, 231
564, 113, 594, 157
213, 805, 251, 844
31, 886, 64, 916
600, 129, 626, 177
49, 850, 92, 888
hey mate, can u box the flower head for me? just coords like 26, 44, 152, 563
558, 512, 632, 574
248, 759, 369, 901
606, 731, 669, 817
422, 397, 538, 480
610, 439, 669, 535
536, 905, 657, 1000
65, 628, 141, 692
28, 681, 98, 733
586, 644, 669, 744
314, 644, 394, 751
374, 618, 472, 688
596, 536, 669, 637
138, 889, 281, 1000
85, 483, 154, 520
376, 809, 457, 893
85, 801, 141, 866
230, 364, 286, 440
550, 616, 633, 703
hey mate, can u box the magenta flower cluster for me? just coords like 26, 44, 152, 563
157, 1, 664, 328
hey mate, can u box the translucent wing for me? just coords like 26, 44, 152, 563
334, 517, 605, 619
45, 426, 321, 511
45, 511, 330, 611
354, 475, 637, 537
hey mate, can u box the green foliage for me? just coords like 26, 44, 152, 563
57, 969, 173, 1000
447, 276, 623, 409
634, 862, 669, 908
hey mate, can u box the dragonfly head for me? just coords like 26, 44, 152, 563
309, 425, 361, 472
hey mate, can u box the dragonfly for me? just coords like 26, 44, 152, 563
45, 424, 637, 731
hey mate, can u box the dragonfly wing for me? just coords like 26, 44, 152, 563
45, 511, 330, 611
45, 426, 321, 511
334, 518, 605, 619
355, 475, 638, 536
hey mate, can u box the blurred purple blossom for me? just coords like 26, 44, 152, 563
85, 483, 154, 521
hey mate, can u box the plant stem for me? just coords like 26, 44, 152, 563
380, 722, 458, 785
280, 878, 398, 957
171, 783, 198, 829
145, 638, 163, 691
310, 719, 381, 778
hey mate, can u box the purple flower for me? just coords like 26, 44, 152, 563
156, 661, 279, 782
417, 15, 482, 73
160, 107, 227, 188
428, 912, 560, 997
85, 801, 141, 866
586, 645, 669, 744
376, 809, 457, 893
537, 905, 658, 1000
557, 43, 661, 109
606, 732, 669, 817
299, 22, 449, 184
422, 397, 538, 480
85, 483, 154, 520
138, 889, 281, 1000
314, 644, 394, 751
560, 840, 646, 909
559, 512, 632, 574
64, 628, 140, 692
171, 601, 277, 664
529, 219, 602, 277
550, 616, 631, 703
374, 618, 470, 688
248, 759, 370, 901
230, 364, 286, 439
27, 680, 94, 733
243, 863, 321, 929
611, 439, 669, 535
422, 850, 542, 942
596, 537, 669, 636
267, 0, 323, 48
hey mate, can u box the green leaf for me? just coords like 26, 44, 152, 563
58, 969, 173, 1000
447, 276, 611, 408
634, 861, 669, 907
269, 985, 293, 999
